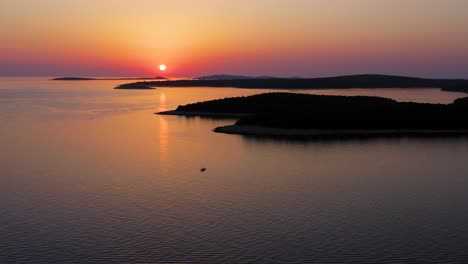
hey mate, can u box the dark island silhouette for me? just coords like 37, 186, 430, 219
52, 77, 97, 80
196, 74, 278, 80
117, 74, 468, 93
53, 76, 167, 81
158, 93, 468, 137
114, 82, 158, 89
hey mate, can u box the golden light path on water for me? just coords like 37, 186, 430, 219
2, 78, 468, 263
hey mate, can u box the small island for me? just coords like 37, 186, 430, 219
158, 93, 468, 137
53, 76, 167, 83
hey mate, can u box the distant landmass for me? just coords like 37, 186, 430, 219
52, 77, 97, 80
53, 76, 167, 81
196, 74, 280, 80
115, 82, 157, 89
158, 93, 468, 137
117, 74, 468, 92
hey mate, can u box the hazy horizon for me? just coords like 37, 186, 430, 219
1, 0, 468, 78
3, 2, 468, 261
2, 73, 468, 80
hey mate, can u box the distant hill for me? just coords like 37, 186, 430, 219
196, 74, 278, 80
117, 74, 468, 92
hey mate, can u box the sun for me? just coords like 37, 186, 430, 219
159, 64, 167, 71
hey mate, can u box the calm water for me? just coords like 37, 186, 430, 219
2, 77, 468, 263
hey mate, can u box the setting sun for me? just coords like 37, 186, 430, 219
3, 1, 468, 263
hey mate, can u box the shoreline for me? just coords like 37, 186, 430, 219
157, 110, 249, 118
115, 86, 156, 90
214, 125, 468, 137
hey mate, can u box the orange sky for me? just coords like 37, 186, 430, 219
1, 0, 468, 77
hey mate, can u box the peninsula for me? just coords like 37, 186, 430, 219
158, 93, 468, 137
117, 74, 468, 93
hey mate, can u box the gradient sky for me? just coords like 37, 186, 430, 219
1, 0, 468, 78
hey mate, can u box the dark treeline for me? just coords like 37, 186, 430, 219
173, 93, 468, 130
118, 74, 468, 92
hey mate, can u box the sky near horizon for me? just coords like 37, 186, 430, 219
1, 0, 468, 78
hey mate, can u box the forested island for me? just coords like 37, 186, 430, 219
117, 74, 468, 93
158, 93, 468, 137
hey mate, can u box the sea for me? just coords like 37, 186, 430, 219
2, 77, 468, 263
